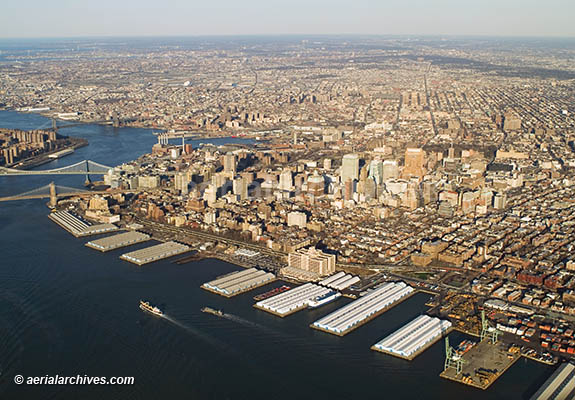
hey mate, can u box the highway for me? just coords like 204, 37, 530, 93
132, 216, 286, 258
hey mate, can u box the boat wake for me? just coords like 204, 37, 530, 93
220, 313, 265, 330
162, 314, 228, 351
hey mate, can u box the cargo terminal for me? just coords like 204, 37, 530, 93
120, 241, 190, 265
372, 315, 452, 360
48, 210, 118, 237
254, 283, 340, 317
202, 268, 275, 298
311, 282, 415, 336
86, 231, 150, 252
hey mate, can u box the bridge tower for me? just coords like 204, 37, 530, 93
52, 118, 58, 133
112, 113, 120, 128
49, 181, 57, 207
84, 160, 92, 186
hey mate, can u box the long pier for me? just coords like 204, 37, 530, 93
120, 241, 190, 265
310, 289, 416, 337
371, 326, 453, 361
86, 231, 151, 252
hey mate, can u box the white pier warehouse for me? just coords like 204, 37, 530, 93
86, 231, 150, 252
254, 283, 340, 317
202, 268, 275, 298
372, 315, 452, 360
318, 272, 360, 291
311, 282, 415, 336
120, 241, 190, 265
49, 211, 118, 237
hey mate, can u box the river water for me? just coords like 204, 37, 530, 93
0, 110, 554, 399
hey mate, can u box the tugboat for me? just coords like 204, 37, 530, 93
201, 307, 224, 317
140, 300, 164, 317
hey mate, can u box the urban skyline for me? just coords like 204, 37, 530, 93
1, 1, 575, 397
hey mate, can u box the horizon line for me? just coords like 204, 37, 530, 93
1, 33, 575, 41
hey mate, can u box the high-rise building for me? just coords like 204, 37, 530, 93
223, 152, 237, 174
368, 159, 384, 185
204, 184, 218, 206
382, 160, 399, 181
306, 171, 325, 196
344, 179, 355, 201
287, 248, 336, 276
278, 169, 293, 191
403, 148, 426, 178
233, 177, 249, 200
174, 171, 191, 194
341, 153, 359, 183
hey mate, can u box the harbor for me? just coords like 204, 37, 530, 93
440, 338, 522, 390
254, 283, 341, 317
48, 210, 118, 237
311, 282, 415, 336
120, 241, 190, 265
371, 315, 453, 361
85, 231, 150, 252
201, 268, 276, 298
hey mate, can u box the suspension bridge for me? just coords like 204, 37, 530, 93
0, 182, 131, 205
0, 160, 112, 176
49, 116, 136, 131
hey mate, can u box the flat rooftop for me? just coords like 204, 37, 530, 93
86, 231, 150, 252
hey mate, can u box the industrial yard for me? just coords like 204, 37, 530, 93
86, 231, 150, 252
372, 315, 452, 360
440, 339, 521, 390
311, 282, 415, 336
202, 268, 276, 298
254, 283, 340, 317
120, 241, 190, 265
49, 210, 118, 237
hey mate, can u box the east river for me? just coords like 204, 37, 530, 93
0, 110, 555, 399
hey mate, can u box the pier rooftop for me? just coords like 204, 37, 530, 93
120, 241, 190, 265
530, 362, 575, 400
254, 283, 339, 317
86, 231, 150, 252
372, 315, 452, 361
311, 282, 415, 336
202, 268, 275, 298
49, 211, 118, 237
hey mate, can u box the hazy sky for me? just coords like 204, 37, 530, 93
1, 0, 574, 38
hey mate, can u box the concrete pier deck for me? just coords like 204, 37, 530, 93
86, 231, 150, 252
120, 241, 190, 265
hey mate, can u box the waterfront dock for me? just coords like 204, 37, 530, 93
439, 339, 521, 390
202, 268, 276, 298
48, 211, 118, 237
254, 283, 339, 317
120, 241, 190, 265
371, 315, 453, 361
311, 282, 416, 337
86, 231, 150, 252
